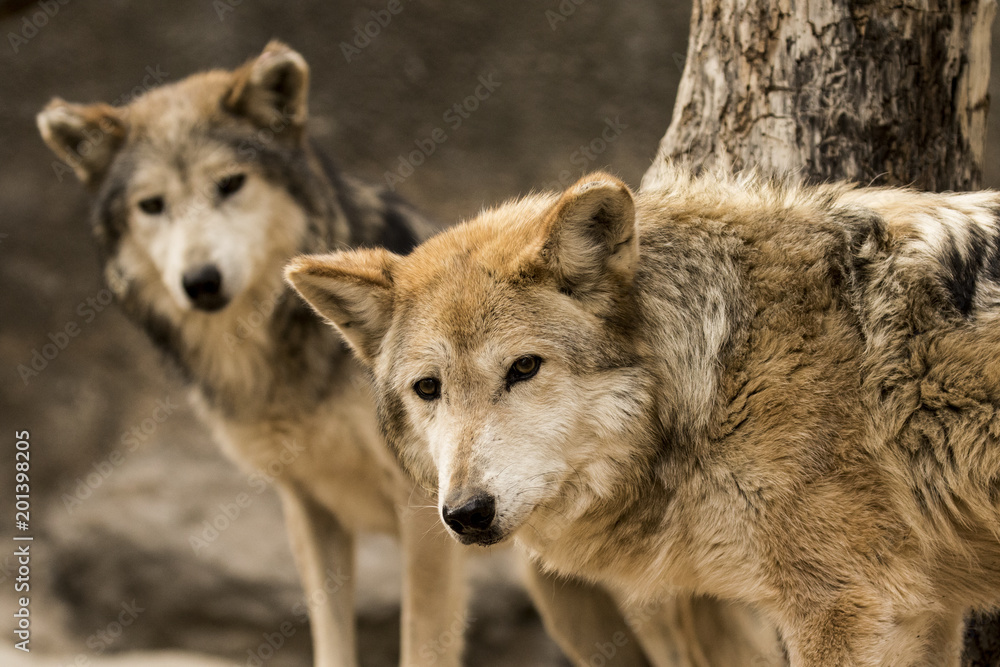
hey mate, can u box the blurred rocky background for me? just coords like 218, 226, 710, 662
2, 1, 1000, 666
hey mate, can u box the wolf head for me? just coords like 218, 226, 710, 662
37, 41, 318, 318
287, 174, 658, 547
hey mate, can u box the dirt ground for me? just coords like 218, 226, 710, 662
3, 2, 1000, 666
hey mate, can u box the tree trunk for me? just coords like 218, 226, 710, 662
644, 0, 995, 192
642, 0, 998, 665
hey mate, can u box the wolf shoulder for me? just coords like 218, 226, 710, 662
633, 176, 1000, 326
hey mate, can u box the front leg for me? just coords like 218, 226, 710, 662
629, 595, 784, 667
279, 484, 357, 667
916, 610, 964, 667
781, 605, 964, 667
522, 562, 653, 666
398, 487, 468, 667
781, 605, 872, 667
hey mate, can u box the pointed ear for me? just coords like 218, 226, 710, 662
285, 249, 398, 364
540, 172, 637, 300
225, 40, 309, 136
36, 98, 127, 186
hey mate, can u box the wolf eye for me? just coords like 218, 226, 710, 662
414, 377, 441, 401
507, 355, 541, 385
138, 196, 165, 215
216, 173, 246, 198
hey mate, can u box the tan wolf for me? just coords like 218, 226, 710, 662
288, 167, 1000, 666
36, 43, 652, 667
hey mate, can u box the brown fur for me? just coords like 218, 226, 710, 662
38, 44, 663, 667
288, 166, 1000, 665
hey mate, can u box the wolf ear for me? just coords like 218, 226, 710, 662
226, 40, 309, 135
285, 250, 398, 364
36, 99, 127, 186
540, 172, 637, 301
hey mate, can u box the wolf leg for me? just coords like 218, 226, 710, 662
626, 595, 784, 667
785, 606, 966, 667
398, 487, 468, 667
279, 485, 357, 667
865, 609, 965, 667
915, 610, 965, 667
522, 562, 654, 666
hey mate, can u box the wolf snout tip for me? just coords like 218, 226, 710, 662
442, 492, 499, 543
182, 264, 229, 312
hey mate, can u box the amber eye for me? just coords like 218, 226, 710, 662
507, 355, 541, 386
414, 377, 441, 400
139, 196, 165, 215
217, 173, 246, 198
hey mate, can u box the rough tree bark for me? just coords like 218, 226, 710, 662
642, 0, 998, 665
644, 0, 995, 191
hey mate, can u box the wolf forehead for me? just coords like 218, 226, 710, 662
40, 42, 311, 194
122, 71, 242, 140
111, 77, 295, 175
389, 195, 569, 333
390, 266, 555, 361
376, 205, 626, 380
403, 194, 561, 281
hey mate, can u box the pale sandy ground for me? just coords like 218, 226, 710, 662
0, 647, 240, 667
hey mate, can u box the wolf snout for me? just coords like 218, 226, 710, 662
442, 492, 496, 538
182, 264, 229, 311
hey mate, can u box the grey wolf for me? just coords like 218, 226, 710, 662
287, 167, 1000, 666
37, 43, 653, 667
37, 40, 462, 667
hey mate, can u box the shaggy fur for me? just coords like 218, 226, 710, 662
288, 166, 1000, 666
37, 43, 656, 667
37, 41, 460, 667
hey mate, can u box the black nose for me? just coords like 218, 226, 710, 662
442, 494, 496, 535
182, 265, 228, 311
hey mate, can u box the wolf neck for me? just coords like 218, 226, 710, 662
182, 283, 349, 421
632, 206, 746, 450
531, 210, 748, 593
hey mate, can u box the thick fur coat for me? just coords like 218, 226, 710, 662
37, 42, 467, 667
288, 167, 1000, 666
38, 44, 658, 667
